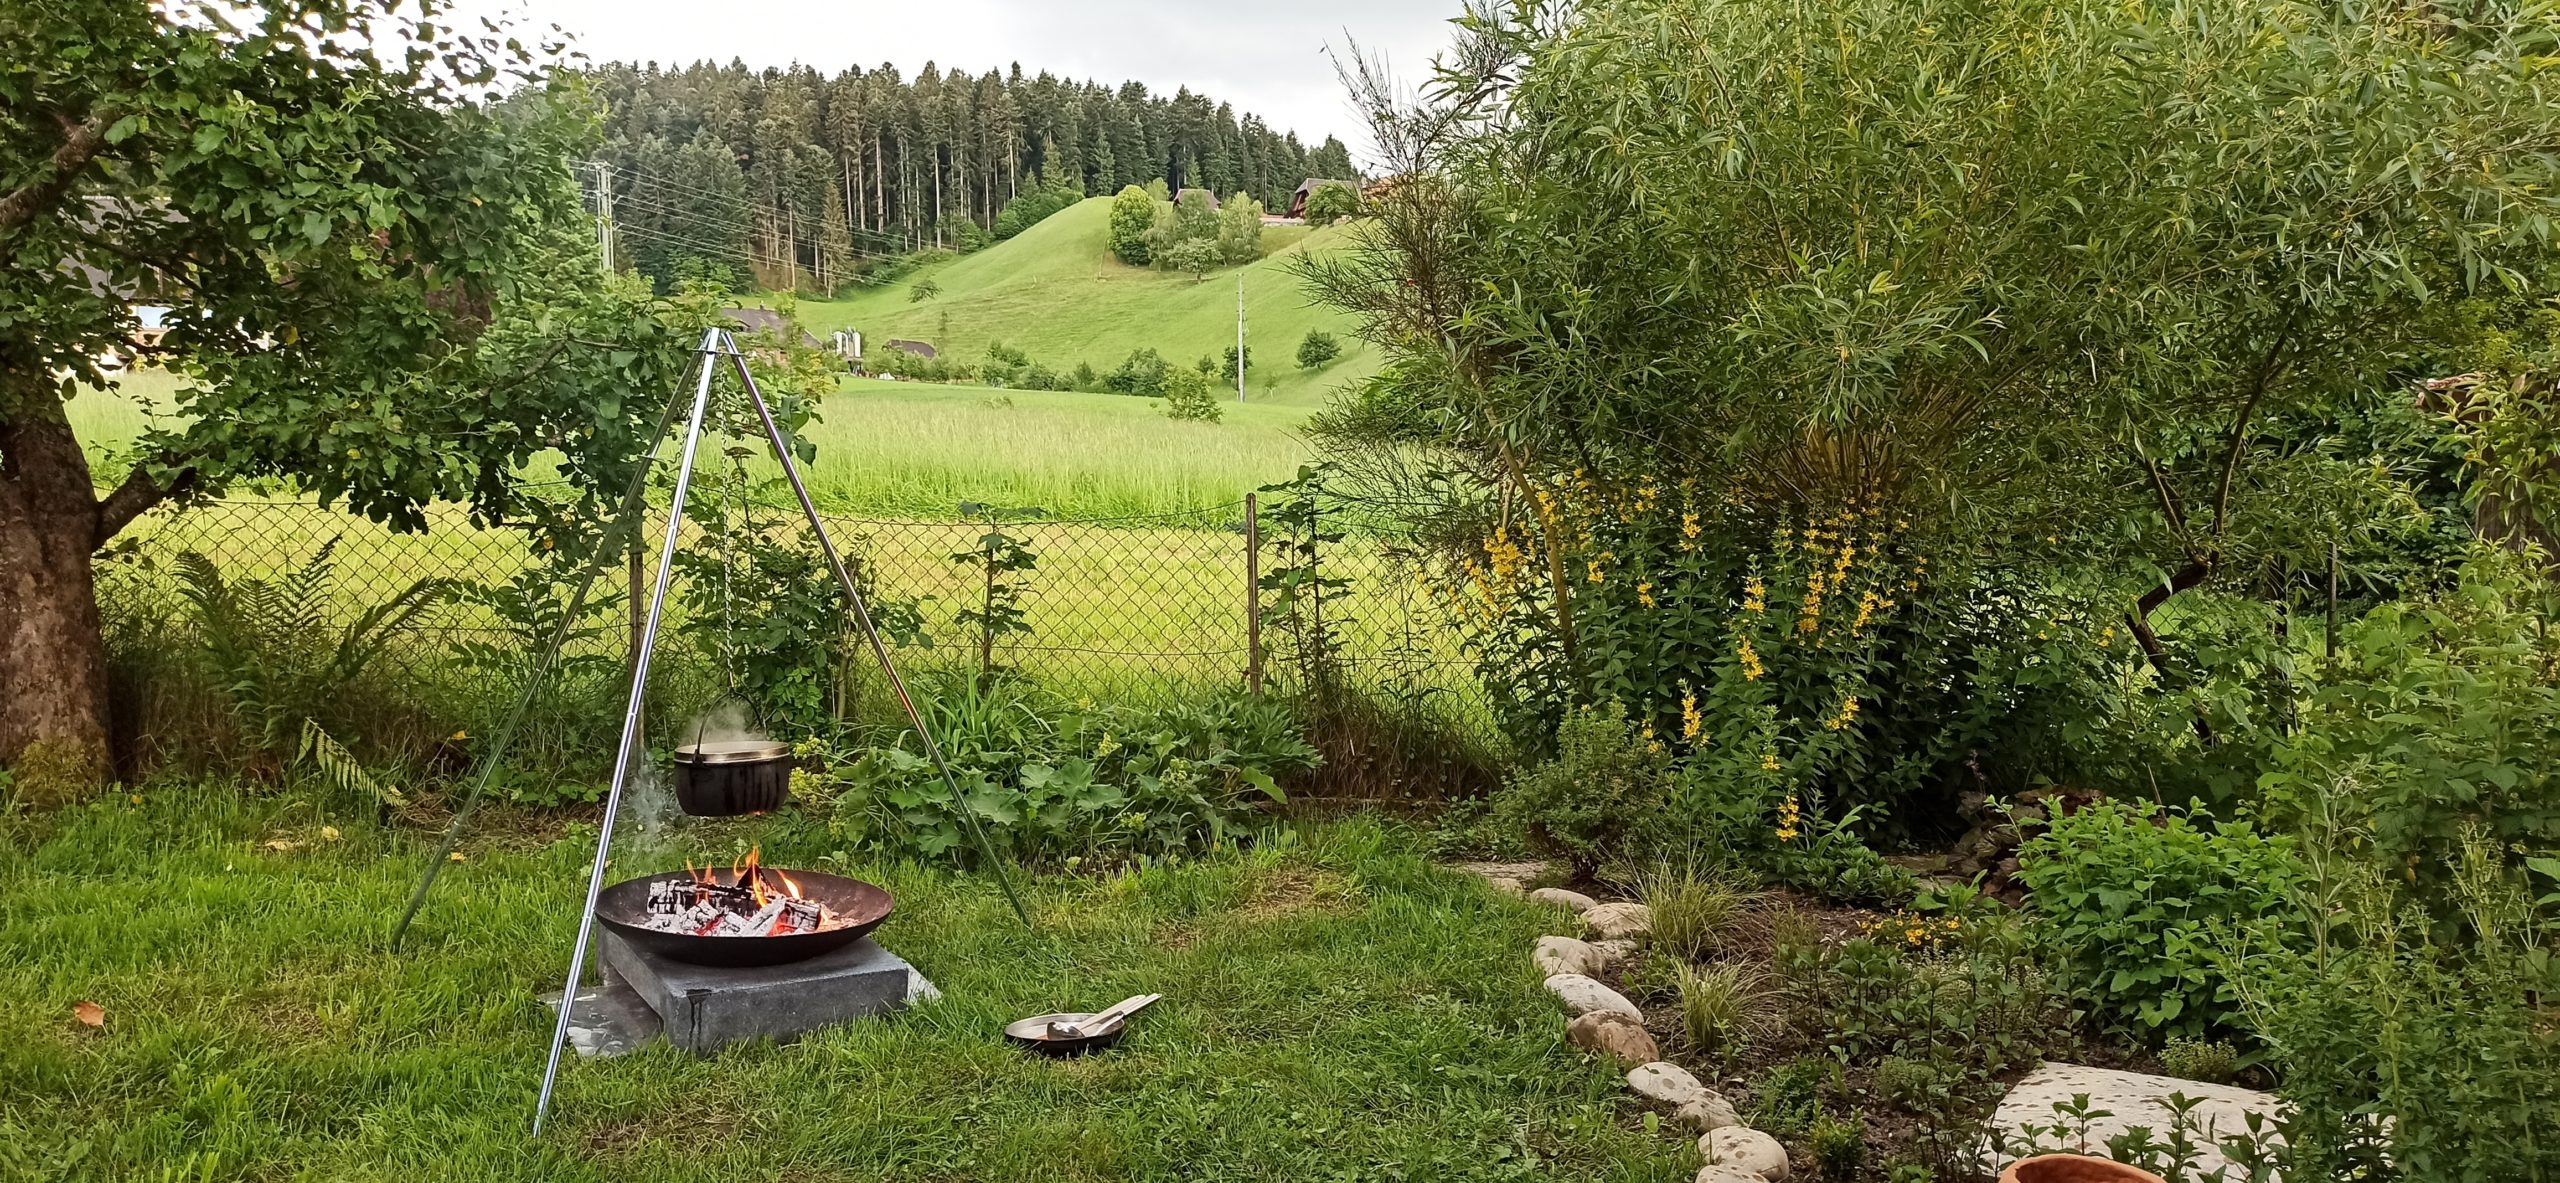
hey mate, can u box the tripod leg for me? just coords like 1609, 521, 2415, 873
720, 335, 1033, 929
533, 328, 724, 1136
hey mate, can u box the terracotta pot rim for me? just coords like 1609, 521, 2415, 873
1996, 1153, 2169, 1183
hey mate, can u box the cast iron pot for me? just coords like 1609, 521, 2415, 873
673, 739, 792, 815
595, 867, 895, 967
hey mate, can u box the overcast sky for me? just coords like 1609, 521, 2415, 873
446, 0, 1462, 163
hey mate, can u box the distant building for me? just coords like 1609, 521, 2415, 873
829, 329, 862, 360
1174, 188, 1222, 211
885, 338, 937, 360
720, 306, 822, 349
1288, 178, 1353, 220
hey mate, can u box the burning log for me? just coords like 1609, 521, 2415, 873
632, 847, 852, 937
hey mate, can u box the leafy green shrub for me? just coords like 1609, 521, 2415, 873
1107, 185, 1155, 265
907, 275, 940, 302
2160, 1037, 2242, 1085
1748, 1055, 1844, 1138
1295, 329, 1341, 369
1807, 1112, 1868, 1181
1491, 702, 1672, 873
2238, 820, 2560, 1181
2264, 550, 2560, 899
822, 678, 1317, 865
2017, 799, 2305, 1041
1160, 367, 1223, 422
1303, 180, 1355, 226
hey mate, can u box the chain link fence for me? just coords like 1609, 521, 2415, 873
100, 493, 1508, 763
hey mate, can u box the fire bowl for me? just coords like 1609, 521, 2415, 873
597, 868, 894, 968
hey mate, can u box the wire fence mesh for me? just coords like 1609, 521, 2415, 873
100, 493, 1509, 755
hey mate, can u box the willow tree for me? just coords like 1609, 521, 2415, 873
1308, 0, 2560, 692
0, 1, 705, 798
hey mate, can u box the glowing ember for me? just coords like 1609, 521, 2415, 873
637, 847, 848, 937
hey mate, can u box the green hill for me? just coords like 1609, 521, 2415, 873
788, 198, 1377, 407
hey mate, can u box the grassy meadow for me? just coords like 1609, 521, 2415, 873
70, 367, 1318, 521
787, 198, 1381, 408
781, 378, 1313, 518
0, 793, 1684, 1181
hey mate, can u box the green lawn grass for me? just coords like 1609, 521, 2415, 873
787, 199, 1379, 408
0, 790, 1687, 1181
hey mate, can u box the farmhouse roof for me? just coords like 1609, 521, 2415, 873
885, 338, 937, 359
1175, 188, 1221, 210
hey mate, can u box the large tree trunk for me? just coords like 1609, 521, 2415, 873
0, 395, 113, 802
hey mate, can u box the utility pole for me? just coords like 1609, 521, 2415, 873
590, 160, 615, 276
1236, 272, 1247, 403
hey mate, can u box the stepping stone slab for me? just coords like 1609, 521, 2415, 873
1530, 887, 1600, 913
1534, 935, 1606, 977
1675, 1095, 1742, 1134
1582, 901, 1653, 941
1695, 1167, 1764, 1183
1455, 860, 1551, 887
1700, 1127, 1790, 1180
1626, 1061, 1713, 1113
1989, 1062, 2284, 1178
1542, 972, 1643, 1021
1566, 1011, 1659, 1068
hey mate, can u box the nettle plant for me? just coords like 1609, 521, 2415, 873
948, 504, 1044, 687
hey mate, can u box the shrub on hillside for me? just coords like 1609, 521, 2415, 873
1296, 329, 1341, 369
1107, 185, 1155, 265
1303, 181, 1356, 226
1160, 367, 1223, 422
994, 179, 1083, 240
2017, 799, 2305, 1041
1217, 191, 1264, 263
1102, 347, 1172, 397
1160, 237, 1217, 281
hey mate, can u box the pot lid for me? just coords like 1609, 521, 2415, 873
674, 739, 790, 764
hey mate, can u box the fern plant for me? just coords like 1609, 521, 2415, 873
173, 538, 453, 756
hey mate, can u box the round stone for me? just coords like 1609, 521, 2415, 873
1566, 1011, 1658, 1068
1700, 1126, 1790, 1180
1695, 1166, 1763, 1183
1534, 935, 1605, 977
1542, 972, 1643, 1021
1582, 901, 1654, 941
1530, 886, 1600, 913
1626, 1061, 1711, 1112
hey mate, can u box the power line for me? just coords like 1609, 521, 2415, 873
598, 162, 919, 252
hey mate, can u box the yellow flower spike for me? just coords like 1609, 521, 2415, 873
1680, 689, 1704, 741
1637, 581, 1656, 608
1738, 636, 1765, 681
1760, 750, 1782, 772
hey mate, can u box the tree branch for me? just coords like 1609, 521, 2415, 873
94, 462, 190, 547
0, 111, 109, 232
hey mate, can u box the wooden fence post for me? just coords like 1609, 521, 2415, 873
1244, 493, 1263, 694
